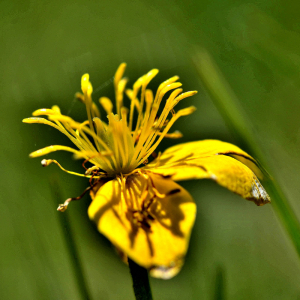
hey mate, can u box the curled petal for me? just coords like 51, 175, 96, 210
145, 140, 270, 206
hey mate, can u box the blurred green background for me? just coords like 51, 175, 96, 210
1, 0, 300, 299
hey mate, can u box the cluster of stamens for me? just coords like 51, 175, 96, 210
24, 63, 197, 175
23, 63, 196, 212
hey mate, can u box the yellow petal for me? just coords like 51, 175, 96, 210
145, 140, 270, 206
88, 172, 196, 279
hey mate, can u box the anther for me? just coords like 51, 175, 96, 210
57, 179, 100, 212
41, 159, 52, 167
57, 202, 69, 212
85, 166, 99, 175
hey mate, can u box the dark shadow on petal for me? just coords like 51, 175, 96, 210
92, 182, 123, 226
127, 213, 139, 249
150, 197, 185, 238
151, 152, 194, 167
146, 234, 154, 257
149, 175, 195, 238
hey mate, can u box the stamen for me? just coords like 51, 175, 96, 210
132, 69, 159, 142
38, 109, 114, 171
129, 104, 158, 167
58, 121, 108, 169
171, 90, 198, 106
23, 117, 61, 130
85, 166, 100, 175
114, 63, 127, 117
41, 159, 99, 178
76, 93, 101, 118
129, 175, 147, 211
121, 108, 130, 167
93, 117, 106, 140
100, 97, 114, 115
116, 78, 128, 117
73, 150, 111, 159
57, 177, 101, 212
155, 82, 182, 109
130, 85, 184, 167
52, 105, 61, 114
23, 117, 85, 153
131, 89, 155, 155
29, 145, 83, 158
76, 120, 89, 136
142, 89, 154, 128
121, 107, 129, 126
25, 65, 198, 176
145, 89, 153, 105
114, 63, 127, 90
128, 76, 144, 131
136, 106, 196, 166
76, 126, 98, 151
32, 108, 57, 116
153, 75, 180, 104
81, 74, 95, 133
107, 114, 122, 170
117, 175, 131, 208
92, 103, 101, 119
127, 181, 139, 211
157, 130, 183, 139
140, 93, 188, 156
150, 88, 182, 135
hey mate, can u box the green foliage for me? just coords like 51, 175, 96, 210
1, 0, 300, 299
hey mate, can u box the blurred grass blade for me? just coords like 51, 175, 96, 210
50, 178, 92, 300
213, 266, 225, 300
193, 48, 300, 257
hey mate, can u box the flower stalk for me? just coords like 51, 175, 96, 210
128, 259, 153, 300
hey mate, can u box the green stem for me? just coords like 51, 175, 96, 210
128, 258, 153, 300
193, 49, 300, 257
50, 178, 92, 300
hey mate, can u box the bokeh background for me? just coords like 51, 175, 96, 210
1, 0, 300, 299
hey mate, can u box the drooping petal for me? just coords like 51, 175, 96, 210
88, 173, 196, 279
145, 140, 270, 206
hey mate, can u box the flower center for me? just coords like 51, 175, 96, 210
80, 64, 197, 176
24, 63, 197, 178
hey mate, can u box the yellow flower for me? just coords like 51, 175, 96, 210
23, 63, 270, 279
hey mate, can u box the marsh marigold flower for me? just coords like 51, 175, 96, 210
23, 64, 270, 279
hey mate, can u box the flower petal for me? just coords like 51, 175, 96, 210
88, 173, 196, 279
145, 140, 270, 206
